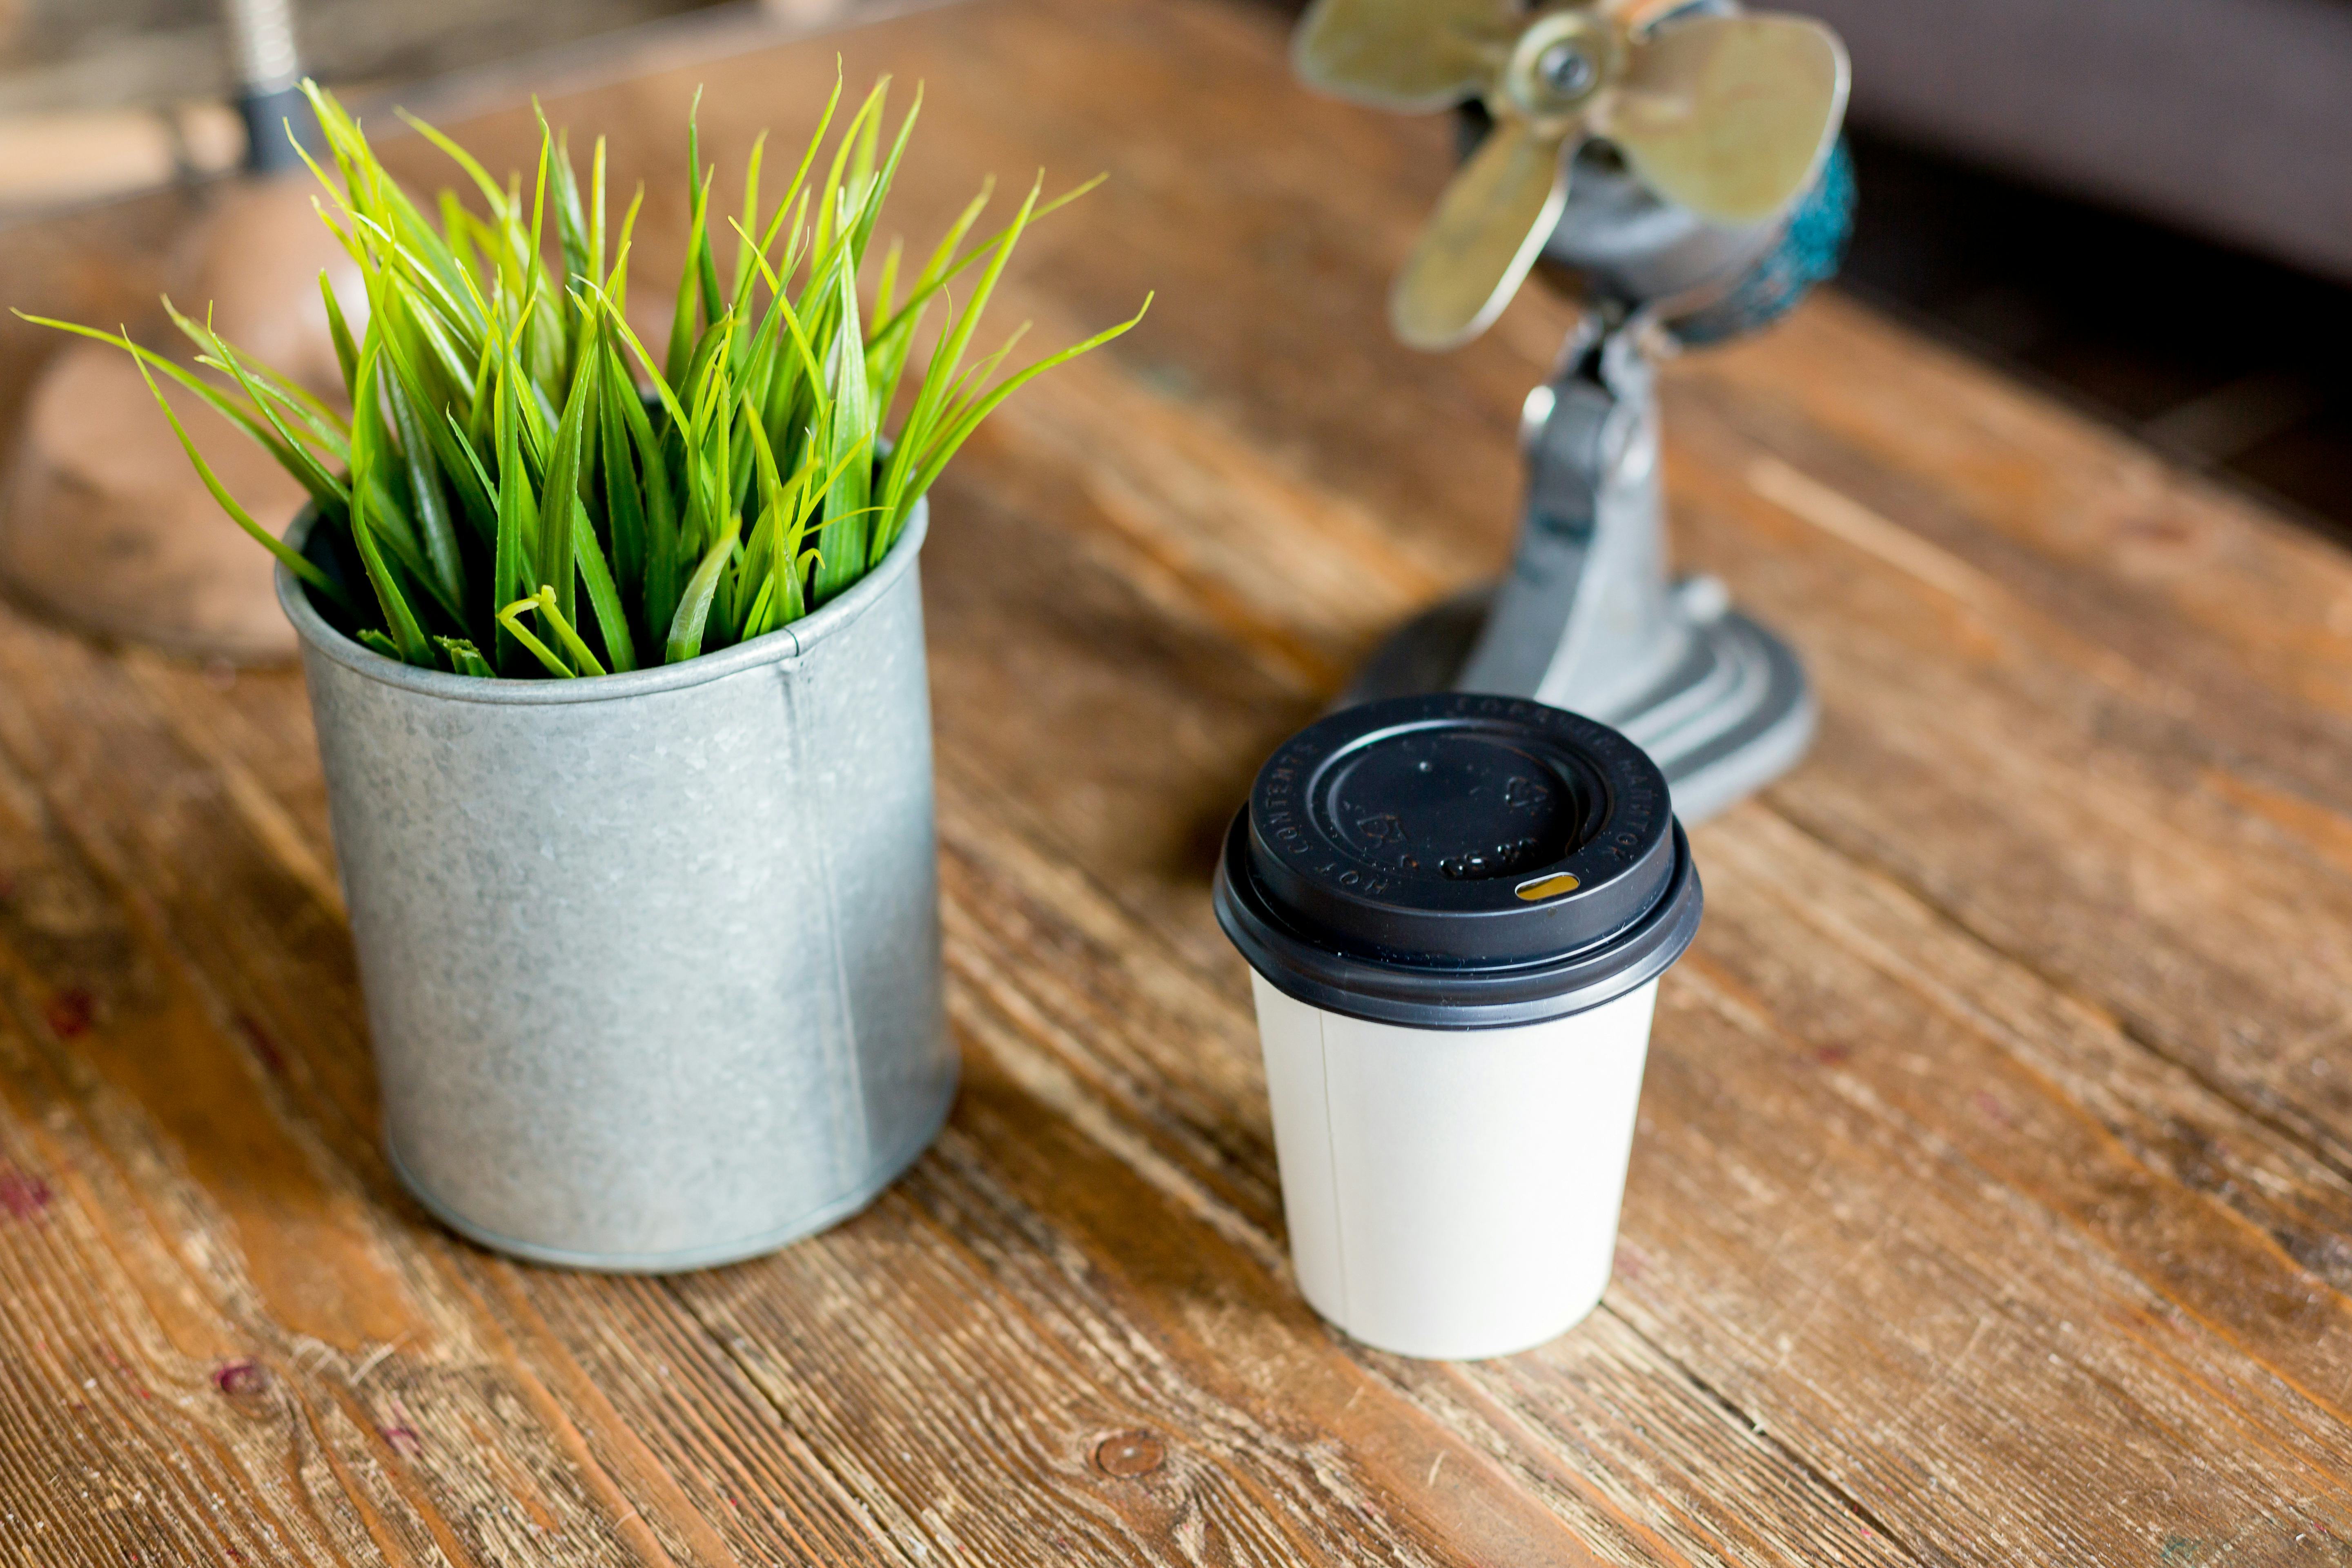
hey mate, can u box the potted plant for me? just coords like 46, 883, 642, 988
27, 80, 1146, 1270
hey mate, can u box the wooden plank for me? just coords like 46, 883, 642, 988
935, 711, 2352, 1565
0, 0, 2348, 1562
0, 34, 1626, 1564
0, 605, 1620, 1568
599, 4, 2352, 1560
930, 759, 1915, 1568
1657, 413, 2352, 1177
0, 57, 1708, 1568
930, 715, 2352, 1561
0, 621, 923, 1568
409, 0, 2352, 1558
1693, 297, 2352, 723
0, 22, 1617, 1565
1640, 808, 2352, 1558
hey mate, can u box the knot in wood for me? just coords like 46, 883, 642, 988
212, 1359, 267, 1398
1093, 1429, 1165, 1478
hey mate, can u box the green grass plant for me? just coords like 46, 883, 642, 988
25, 80, 1148, 677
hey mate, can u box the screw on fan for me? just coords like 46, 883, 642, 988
1294, 0, 1849, 349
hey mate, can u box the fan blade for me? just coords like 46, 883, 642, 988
1293, 0, 1517, 112
1390, 115, 1573, 350
1601, 13, 1848, 225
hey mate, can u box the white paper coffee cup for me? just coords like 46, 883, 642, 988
1214, 693, 1700, 1360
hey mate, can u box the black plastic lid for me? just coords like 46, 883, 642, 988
1212, 693, 1702, 1029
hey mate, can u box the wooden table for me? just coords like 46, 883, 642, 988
4, 0, 2352, 1561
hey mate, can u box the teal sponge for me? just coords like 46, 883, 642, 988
1669, 139, 1856, 347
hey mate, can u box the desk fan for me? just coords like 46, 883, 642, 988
1298, 0, 1852, 820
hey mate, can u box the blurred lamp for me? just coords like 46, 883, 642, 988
0, 0, 360, 663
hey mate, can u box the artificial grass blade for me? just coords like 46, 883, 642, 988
114, 334, 356, 612
33, 79, 1146, 680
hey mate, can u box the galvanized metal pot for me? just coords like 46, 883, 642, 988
276, 503, 953, 1271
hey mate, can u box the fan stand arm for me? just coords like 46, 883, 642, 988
1339, 308, 1813, 820
1456, 318, 1685, 713
220, 0, 321, 172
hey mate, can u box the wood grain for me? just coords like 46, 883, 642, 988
1, 0, 2350, 1562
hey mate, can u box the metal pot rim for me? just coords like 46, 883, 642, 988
274, 496, 928, 707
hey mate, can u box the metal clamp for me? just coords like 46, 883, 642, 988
1346, 316, 1813, 822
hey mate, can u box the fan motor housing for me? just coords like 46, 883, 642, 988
1454, 107, 1855, 347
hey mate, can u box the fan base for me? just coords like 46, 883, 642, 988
1340, 577, 1814, 824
